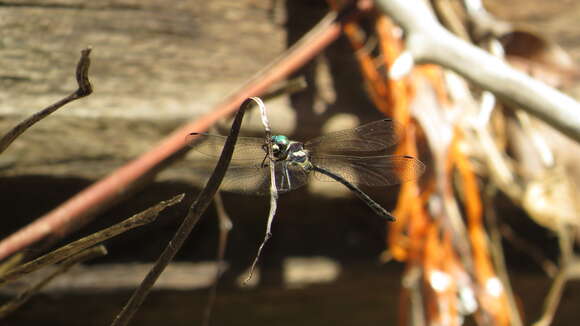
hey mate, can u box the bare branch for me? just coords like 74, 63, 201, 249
376, 0, 580, 143
0, 48, 93, 155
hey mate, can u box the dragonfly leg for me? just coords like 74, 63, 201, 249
285, 166, 292, 190
260, 144, 269, 168
278, 164, 291, 190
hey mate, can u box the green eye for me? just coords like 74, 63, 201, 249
271, 135, 289, 146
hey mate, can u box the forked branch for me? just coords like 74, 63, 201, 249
376, 0, 580, 143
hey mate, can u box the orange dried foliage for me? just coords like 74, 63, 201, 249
452, 130, 511, 326
333, 4, 512, 325
341, 21, 391, 113
424, 223, 442, 322
442, 234, 462, 326
423, 223, 461, 326
375, 16, 414, 122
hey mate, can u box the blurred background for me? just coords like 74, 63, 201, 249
1, 0, 579, 325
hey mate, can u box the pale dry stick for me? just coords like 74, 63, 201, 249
0, 194, 184, 286
245, 97, 277, 284
0, 48, 92, 155
377, 0, 580, 143
201, 191, 232, 326
515, 111, 555, 168
0, 245, 107, 318
402, 266, 426, 326
533, 270, 568, 326
110, 98, 248, 326
565, 259, 580, 279
474, 124, 523, 202
0, 11, 341, 261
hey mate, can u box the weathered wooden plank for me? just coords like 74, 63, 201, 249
0, 0, 294, 179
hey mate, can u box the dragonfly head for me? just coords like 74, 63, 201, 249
271, 135, 290, 158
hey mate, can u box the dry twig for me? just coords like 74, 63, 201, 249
201, 192, 232, 326
0, 245, 106, 318
0, 194, 184, 286
0, 48, 92, 155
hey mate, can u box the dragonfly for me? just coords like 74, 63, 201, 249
186, 119, 425, 221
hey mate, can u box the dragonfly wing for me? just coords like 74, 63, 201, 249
310, 155, 425, 186
216, 161, 310, 195
186, 133, 266, 163
219, 164, 270, 195
273, 161, 310, 193
304, 119, 401, 155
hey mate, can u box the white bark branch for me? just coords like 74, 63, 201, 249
376, 0, 580, 144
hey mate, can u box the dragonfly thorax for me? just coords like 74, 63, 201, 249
288, 149, 312, 170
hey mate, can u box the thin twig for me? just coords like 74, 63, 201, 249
0, 245, 106, 318
245, 97, 277, 284
0, 48, 92, 155
499, 224, 558, 278
260, 77, 308, 102
484, 188, 524, 326
532, 269, 567, 326
110, 98, 249, 326
0, 11, 342, 261
201, 192, 232, 326
532, 225, 574, 326
0, 194, 184, 286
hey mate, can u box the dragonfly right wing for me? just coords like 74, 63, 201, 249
310, 154, 425, 186
186, 133, 267, 164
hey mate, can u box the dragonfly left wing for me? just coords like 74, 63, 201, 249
305, 119, 401, 155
